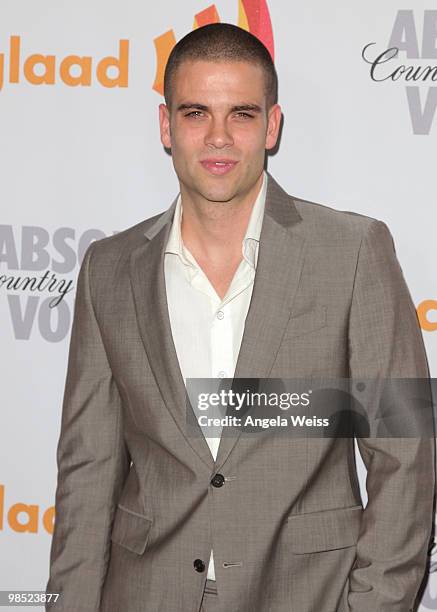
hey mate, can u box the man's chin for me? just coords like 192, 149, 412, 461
195, 183, 239, 204
201, 192, 236, 204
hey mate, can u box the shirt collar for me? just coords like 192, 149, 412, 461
165, 170, 268, 270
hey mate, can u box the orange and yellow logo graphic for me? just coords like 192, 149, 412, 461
0, 2, 273, 92
152, 0, 274, 95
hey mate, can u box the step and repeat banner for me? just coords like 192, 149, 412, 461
1, 1, 436, 609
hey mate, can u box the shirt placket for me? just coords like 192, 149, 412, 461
210, 300, 234, 380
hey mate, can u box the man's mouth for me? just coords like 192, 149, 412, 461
200, 160, 238, 175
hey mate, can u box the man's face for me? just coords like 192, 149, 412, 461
159, 60, 281, 205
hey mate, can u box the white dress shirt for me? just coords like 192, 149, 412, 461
164, 170, 268, 580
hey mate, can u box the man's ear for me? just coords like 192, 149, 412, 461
159, 103, 171, 149
265, 103, 282, 150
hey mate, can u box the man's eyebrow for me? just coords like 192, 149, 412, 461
176, 103, 263, 113
177, 103, 209, 112
232, 104, 263, 113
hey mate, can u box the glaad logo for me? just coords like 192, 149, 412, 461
0, 225, 116, 342
417, 300, 437, 332
152, 0, 274, 95
0, 484, 54, 535
362, 10, 437, 135
0, 36, 129, 90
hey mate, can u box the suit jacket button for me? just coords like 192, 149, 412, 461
193, 558, 206, 572
211, 473, 225, 488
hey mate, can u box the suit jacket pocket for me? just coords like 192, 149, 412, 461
286, 504, 362, 553
110, 504, 153, 555
282, 304, 327, 339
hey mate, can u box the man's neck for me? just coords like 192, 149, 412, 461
180, 173, 264, 265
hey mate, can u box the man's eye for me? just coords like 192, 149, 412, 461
185, 111, 203, 117
235, 112, 254, 119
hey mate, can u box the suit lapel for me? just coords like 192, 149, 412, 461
129, 172, 306, 474
129, 198, 216, 472
214, 174, 306, 470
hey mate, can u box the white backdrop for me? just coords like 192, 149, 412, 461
1, 1, 436, 609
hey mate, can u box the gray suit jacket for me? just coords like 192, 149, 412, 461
46, 172, 435, 612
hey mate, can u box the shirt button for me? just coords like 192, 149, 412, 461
217, 371, 226, 378
193, 558, 206, 572
216, 310, 224, 320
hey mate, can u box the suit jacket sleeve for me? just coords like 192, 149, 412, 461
45, 241, 130, 611
347, 219, 436, 612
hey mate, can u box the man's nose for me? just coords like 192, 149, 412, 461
204, 119, 234, 148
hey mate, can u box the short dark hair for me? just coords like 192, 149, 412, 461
163, 23, 278, 111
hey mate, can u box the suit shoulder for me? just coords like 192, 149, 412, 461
292, 195, 388, 242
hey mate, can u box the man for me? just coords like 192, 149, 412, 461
46, 23, 435, 612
